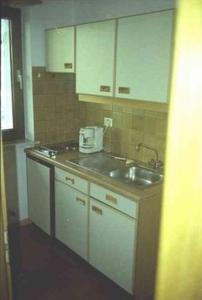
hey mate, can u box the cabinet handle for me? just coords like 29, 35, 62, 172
64, 63, 73, 69
100, 85, 111, 92
105, 194, 117, 205
76, 197, 86, 206
92, 206, 102, 215
65, 176, 75, 184
118, 87, 130, 94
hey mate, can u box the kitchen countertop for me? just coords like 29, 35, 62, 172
26, 148, 163, 202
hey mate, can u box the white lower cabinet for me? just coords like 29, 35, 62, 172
55, 167, 137, 294
55, 180, 88, 260
89, 197, 136, 294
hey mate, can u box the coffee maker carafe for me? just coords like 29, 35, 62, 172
79, 126, 103, 153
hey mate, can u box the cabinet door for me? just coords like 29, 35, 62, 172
55, 180, 88, 260
89, 198, 136, 294
27, 158, 51, 235
45, 26, 75, 73
115, 10, 173, 102
76, 20, 116, 96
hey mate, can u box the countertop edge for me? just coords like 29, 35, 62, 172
25, 148, 163, 203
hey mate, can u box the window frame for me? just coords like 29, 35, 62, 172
1, 6, 25, 141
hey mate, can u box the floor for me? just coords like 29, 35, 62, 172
10, 224, 133, 300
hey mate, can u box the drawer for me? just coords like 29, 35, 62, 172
90, 183, 138, 218
55, 167, 88, 194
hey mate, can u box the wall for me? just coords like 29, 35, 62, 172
22, 0, 176, 66
82, 102, 167, 162
15, 142, 34, 220
3, 144, 19, 224
21, 0, 173, 160
22, 8, 35, 140
32, 67, 167, 161
3, 141, 33, 222
32, 67, 84, 144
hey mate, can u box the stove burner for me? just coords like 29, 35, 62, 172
35, 141, 78, 158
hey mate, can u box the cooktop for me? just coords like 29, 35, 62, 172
35, 141, 78, 158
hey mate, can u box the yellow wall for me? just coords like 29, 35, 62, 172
155, 0, 202, 299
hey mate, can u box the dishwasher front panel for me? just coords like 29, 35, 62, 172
27, 156, 53, 235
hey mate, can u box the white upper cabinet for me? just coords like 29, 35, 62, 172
76, 20, 116, 96
115, 10, 174, 102
45, 26, 75, 73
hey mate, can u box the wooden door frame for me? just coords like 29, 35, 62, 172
1, 6, 25, 141
0, 140, 13, 299
1, 10, 13, 299
155, 0, 202, 299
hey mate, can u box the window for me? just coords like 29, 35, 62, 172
1, 7, 25, 141
1, 19, 14, 130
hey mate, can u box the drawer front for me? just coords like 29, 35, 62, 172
55, 167, 88, 194
90, 183, 137, 218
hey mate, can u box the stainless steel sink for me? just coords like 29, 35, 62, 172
68, 152, 163, 188
107, 165, 163, 188
68, 153, 125, 174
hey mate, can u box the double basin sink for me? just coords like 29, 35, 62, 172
69, 152, 163, 189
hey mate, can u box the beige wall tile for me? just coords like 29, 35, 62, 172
122, 113, 132, 129
112, 104, 123, 112
82, 103, 167, 163
112, 111, 123, 129
33, 67, 167, 164
33, 67, 81, 144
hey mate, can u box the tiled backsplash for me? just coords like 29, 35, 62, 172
81, 102, 167, 162
32, 67, 84, 144
32, 67, 167, 162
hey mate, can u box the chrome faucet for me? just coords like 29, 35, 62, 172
135, 143, 163, 169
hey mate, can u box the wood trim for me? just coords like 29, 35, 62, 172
133, 193, 162, 299
99, 85, 111, 93
0, 138, 13, 300
79, 94, 168, 113
76, 197, 86, 206
105, 194, 117, 205
2, 7, 25, 141
92, 205, 103, 215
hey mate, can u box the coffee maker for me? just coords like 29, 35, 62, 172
79, 126, 103, 153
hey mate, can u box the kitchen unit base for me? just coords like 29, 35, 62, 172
26, 149, 162, 299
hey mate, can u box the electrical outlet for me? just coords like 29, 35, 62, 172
104, 117, 113, 127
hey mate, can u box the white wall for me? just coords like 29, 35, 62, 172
21, 0, 176, 142
4, 141, 34, 222
29, 0, 75, 66
22, 9, 35, 141
3, 144, 19, 224
15, 142, 34, 221
22, 0, 176, 67
73, 0, 176, 24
